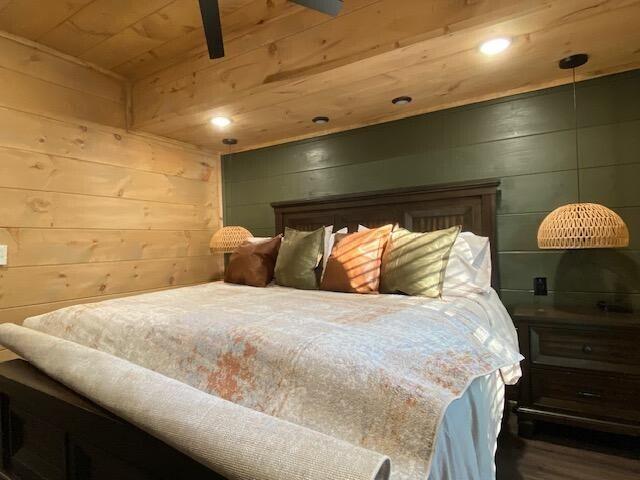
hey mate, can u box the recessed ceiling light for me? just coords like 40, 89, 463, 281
479, 37, 511, 56
312, 116, 330, 124
211, 116, 232, 127
392, 96, 413, 105
222, 138, 238, 145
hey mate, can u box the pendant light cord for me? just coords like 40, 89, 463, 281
572, 67, 581, 202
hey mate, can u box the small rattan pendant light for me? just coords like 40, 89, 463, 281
209, 138, 253, 254
210, 225, 252, 253
537, 54, 629, 249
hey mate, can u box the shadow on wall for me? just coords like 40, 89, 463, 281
554, 250, 640, 311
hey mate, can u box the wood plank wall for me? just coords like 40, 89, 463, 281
0, 32, 126, 128
0, 34, 223, 347
223, 70, 640, 312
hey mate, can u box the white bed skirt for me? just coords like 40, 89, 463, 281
429, 371, 505, 480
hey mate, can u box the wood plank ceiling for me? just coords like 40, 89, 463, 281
1, 0, 639, 153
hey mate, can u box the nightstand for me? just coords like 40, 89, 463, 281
512, 305, 640, 438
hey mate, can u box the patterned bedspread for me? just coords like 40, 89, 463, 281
24, 282, 522, 479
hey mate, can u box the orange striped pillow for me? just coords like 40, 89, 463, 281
320, 225, 393, 294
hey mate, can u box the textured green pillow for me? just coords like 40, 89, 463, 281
380, 226, 461, 297
275, 227, 325, 290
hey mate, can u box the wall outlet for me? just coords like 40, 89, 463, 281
0, 245, 7, 266
534, 277, 547, 296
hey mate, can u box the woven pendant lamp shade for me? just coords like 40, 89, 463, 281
210, 226, 252, 253
537, 203, 629, 249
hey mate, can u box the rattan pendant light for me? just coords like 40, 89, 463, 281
209, 138, 253, 254
210, 226, 252, 253
537, 54, 629, 249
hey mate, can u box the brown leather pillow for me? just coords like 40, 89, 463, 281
321, 225, 393, 294
224, 235, 282, 287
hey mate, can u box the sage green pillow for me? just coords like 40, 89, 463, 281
275, 227, 325, 290
380, 226, 461, 297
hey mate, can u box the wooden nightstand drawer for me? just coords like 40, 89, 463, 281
514, 306, 640, 437
531, 368, 640, 424
530, 325, 640, 374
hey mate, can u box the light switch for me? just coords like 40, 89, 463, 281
0, 245, 7, 266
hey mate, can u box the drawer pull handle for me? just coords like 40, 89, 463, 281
577, 391, 601, 399
582, 344, 593, 354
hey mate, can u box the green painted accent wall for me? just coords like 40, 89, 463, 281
223, 70, 640, 311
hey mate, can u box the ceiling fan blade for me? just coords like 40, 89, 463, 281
199, 0, 225, 59
290, 0, 343, 16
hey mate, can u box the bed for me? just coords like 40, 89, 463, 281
0, 180, 522, 480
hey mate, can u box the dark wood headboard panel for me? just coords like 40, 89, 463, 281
271, 180, 500, 289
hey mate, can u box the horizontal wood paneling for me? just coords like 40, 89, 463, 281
497, 213, 549, 252
0, 33, 223, 335
0, 187, 213, 230
112, 0, 305, 79
253, 126, 575, 186
6, 0, 638, 154
0, 1, 94, 40
225, 204, 274, 231
0, 33, 125, 128
224, 131, 578, 208
0, 107, 216, 181
497, 172, 578, 215
224, 71, 640, 311
0, 228, 213, 267
37, 0, 178, 58
499, 251, 640, 294
0, 256, 218, 309
0, 147, 215, 205
0, 33, 123, 103
581, 163, 640, 207
128, 1, 640, 152
576, 71, 640, 127
76, 0, 203, 70
579, 120, 640, 168
0, 0, 268, 82
0, 66, 125, 128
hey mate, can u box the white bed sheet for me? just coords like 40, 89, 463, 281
429, 371, 504, 480
426, 288, 515, 480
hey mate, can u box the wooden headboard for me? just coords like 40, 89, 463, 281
271, 180, 500, 289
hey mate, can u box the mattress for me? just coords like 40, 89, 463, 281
19, 282, 521, 479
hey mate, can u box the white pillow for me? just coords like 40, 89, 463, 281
323, 226, 348, 271
442, 231, 492, 294
246, 236, 271, 244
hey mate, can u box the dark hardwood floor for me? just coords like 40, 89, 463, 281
497, 410, 640, 480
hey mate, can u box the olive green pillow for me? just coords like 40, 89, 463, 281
380, 226, 461, 297
274, 227, 325, 290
